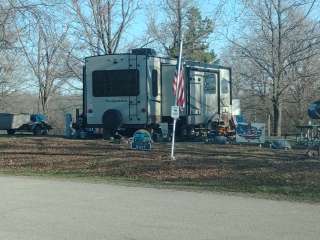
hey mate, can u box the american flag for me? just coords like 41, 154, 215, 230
173, 66, 185, 108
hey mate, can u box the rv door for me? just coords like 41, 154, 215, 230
219, 68, 231, 114
148, 57, 161, 123
189, 70, 203, 115
204, 71, 219, 119
161, 64, 176, 117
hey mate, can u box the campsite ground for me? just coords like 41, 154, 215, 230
1, 135, 320, 202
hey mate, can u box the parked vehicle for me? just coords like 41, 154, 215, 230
82, 48, 232, 139
271, 139, 291, 150
0, 113, 52, 135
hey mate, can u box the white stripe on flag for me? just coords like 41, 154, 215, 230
176, 67, 185, 107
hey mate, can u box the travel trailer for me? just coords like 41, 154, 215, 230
82, 48, 232, 139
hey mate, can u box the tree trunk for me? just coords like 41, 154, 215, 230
107, 0, 112, 54
177, 0, 182, 45
40, 94, 49, 115
273, 101, 282, 136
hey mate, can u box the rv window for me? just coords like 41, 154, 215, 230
152, 69, 158, 97
221, 79, 229, 94
92, 69, 139, 97
204, 73, 217, 94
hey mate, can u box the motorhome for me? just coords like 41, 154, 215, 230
83, 48, 232, 138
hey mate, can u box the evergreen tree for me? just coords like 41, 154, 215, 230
180, 7, 215, 63
148, 1, 215, 63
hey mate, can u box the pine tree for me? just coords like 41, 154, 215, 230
181, 7, 215, 63
148, 1, 215, 63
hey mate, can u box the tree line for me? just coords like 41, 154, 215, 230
0, 0, 320, 135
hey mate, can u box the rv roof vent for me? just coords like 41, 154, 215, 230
131, 48, 156, 56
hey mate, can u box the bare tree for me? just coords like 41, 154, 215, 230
226, 0, 320, 136
147, 0, 191, 55
150, 0, 189, 56
16, 8, 71, 115
147, 0, 225, 62
69, 0, 140, 55
64, 48, 84, 92
284, 54, 320, 126
0, 53, 20, 109
0, 1, 21, 107
0, 2, 12, 49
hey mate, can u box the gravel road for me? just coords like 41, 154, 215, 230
0, 176, 319, 240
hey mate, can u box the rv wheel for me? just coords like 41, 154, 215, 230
102, 109, 123, 130
7, 129, 15, 135
103, 129, 112, 140
179, 125, 194, 138
152, 132, 163, 142
102, 109, 123, 139
33, 125, 42, 136
42, 129, 48, 135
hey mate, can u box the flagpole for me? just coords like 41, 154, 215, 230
171, 38, 184, 160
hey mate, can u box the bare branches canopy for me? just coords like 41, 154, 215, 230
225, 0, 320, 135
1, 0, 320, 135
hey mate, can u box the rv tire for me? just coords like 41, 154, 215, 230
102, 109, 123, 131
33, 125, 42, 136
7, 129, 15, 135
102, 128, 113, 140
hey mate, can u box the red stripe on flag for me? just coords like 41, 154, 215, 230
174, 67, 185, 108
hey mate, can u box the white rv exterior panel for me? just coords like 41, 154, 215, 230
0, 113, 30, 130
85, 55, 147, 126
